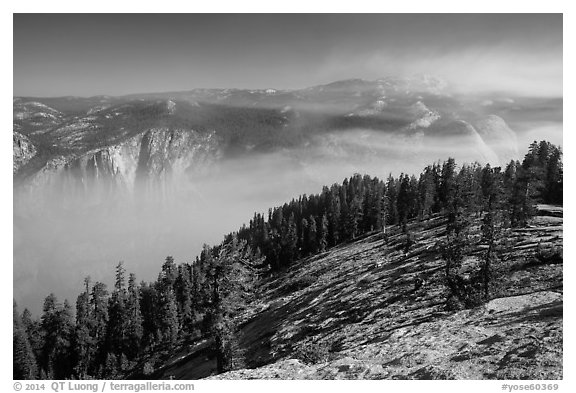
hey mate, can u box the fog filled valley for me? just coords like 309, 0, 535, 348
13, 77, 563, 316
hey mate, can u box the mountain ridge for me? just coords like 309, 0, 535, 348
14, 76, 526, 193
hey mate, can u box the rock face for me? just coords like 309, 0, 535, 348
13, 132, 37, 173
66, 128, 219, 193
15, 127, 222, 208
406, 101, 440, 129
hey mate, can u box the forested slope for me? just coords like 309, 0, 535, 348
13, 140, 563, 380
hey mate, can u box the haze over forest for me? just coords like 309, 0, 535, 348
13, 14, 562, 314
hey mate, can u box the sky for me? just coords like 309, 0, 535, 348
13, 14, 562, 97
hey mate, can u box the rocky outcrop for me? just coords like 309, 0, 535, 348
406, 101, 440, 129
13, 132, 37, 173
211, 291, 562, 379
15, 127, 222, 207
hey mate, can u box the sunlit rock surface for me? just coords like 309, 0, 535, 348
152, 208, 562, 380
13, 132, 37, 174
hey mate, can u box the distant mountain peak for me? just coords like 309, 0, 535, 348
376, 74, 449, 95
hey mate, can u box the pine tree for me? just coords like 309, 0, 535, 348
208, 236, 263, 373
175, 265, 193, 334
160, 256, 178, 289
125, 274, 143, 358
307, 215, 318, 254
480, 165, 505, 299
160, 287, 180, 348
441, 225, 469, 310
347, 196, 363, 239
13, 301, 37, 379
74, 277, 94, 378
397, 174, 411, 232
103, 353, 120, 379
39, 293, 58, 378
21, 308, 42, 370
318, 214, 328, 252
89, 282, 109, 372
107, 262, 128, 358
327, 188, 341, 246
409, 175, 419, 219
457, 163, 483, 217
55, 300, 75, 378
441, 169, 475, 310
545, 146, 563, 204
418, 165, 437, 219
381, 187, 389, 242
370, 179, 385, 231
385, 174, 398, 225
139, 282, 160, 349
285, 213, 298, 264
39, 295, 75, 379
481, 209, 496, 299
509, 166, 535, 227
300, 217, 309, 256
361, 178, 374, 232
440, 157, 457, 212
339, 185, 350, 240
191, 255, 210, 329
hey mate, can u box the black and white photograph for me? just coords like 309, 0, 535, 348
11, 10, 565, 384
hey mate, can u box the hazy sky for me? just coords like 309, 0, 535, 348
14, 14, 562, 97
